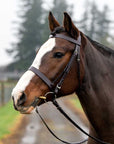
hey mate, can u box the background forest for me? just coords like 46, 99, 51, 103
6, 0, 114, 71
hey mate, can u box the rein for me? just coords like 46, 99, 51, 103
36, 103, 88, 144
29, 34, 110, 144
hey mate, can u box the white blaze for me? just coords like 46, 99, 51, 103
12, 38, 56, 103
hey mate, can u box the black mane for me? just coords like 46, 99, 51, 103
51, 26, 65, 35
87, 36, 114, 56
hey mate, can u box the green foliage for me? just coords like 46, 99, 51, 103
0, 101, 19, 139
71, 98, 82, 110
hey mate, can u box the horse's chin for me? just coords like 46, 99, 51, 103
16, 97, 43, 114
18, 106, 35, 114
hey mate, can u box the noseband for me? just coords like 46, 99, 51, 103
29, 33, 81, 96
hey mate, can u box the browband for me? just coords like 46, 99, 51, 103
50, 34, 81, 46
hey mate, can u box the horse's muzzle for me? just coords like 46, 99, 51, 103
12, 95, 41, 114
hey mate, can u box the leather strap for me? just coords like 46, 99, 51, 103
29, 34, 81, 93
52, 100, 110, 144
50, 34, 81, 46
54, 44, 80, 94
29, 66, 54, 89
36, 106, 88, 144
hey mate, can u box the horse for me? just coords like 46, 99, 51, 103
12, 12, 114, 144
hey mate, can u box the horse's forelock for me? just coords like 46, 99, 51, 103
51, 26, 65, 36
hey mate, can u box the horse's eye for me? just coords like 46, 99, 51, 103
53, 52, 64, 58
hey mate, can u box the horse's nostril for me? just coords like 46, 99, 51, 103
12, 96, 18, 111
17, 92, 26, 106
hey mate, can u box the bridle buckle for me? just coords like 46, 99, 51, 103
57, 85, 61, 90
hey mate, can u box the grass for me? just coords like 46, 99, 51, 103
70, 98, 83, 110
0, 101, 19, 139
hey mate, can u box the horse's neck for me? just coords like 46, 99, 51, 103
77, 40, 114, 139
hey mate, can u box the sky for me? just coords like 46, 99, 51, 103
0, 0, 114, 67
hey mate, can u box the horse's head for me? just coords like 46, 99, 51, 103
12, 12, 85, 114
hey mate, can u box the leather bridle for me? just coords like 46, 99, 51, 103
29, 33, 81, 96
29, 33, 110, 144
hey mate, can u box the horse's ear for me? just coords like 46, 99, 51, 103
63, 12, 79, 39
48, 12, 60, 32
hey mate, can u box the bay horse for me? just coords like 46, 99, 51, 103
12, 12, 114, 144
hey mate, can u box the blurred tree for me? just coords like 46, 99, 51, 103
7, 0, 43, 71
96, 5, 111, 46
41, 13, 50, 43
78, 1, 99, 39
88, 2, 99, 39
79, 10, 89, 34
79, 1, 113, 48
42, 0, 73, 42
77, 0, 90, 35
7, 0, 74, 71
110, 36, 114, 50
52, 0, 72, 24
